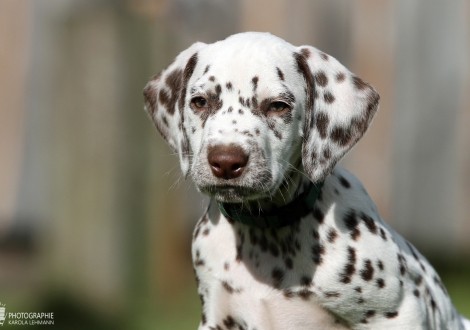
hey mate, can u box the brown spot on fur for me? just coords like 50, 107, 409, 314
327, 228, 338, 243
365, 310, 376, 318
300, 275, 312, 286
272, 268, 285, 288
314, 71, 328, 87
311, 243, 325, 265
300, 47, 311, 58
339, 246, 356, 284
312, 206, 324, 223
385, 311, 399, 318
223, 316, 236, 328
325, 291, 340, 298
293, 52, 314, 139
251, 76, 259, 92
298, 289, 313, 300
360, 259, 374, 281
159, 69, 184, 115
336, 72, 346, 82
178, 53, 198, 116
362, 213, 377, 234
315, 112, 330, 139
376, 278, 385, 288
276, 67, 285, 81
251, 95, 259, 109
320, 52, 329, 61
330, 126, 353, 146
380, 228, 387, 241
353, 76, 368, 90
338, 176, 351, 188
239, 96, 246, 107
323, 91, 335, 103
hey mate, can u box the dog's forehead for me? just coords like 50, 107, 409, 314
196, 33, 300, 87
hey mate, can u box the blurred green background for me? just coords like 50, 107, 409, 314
0, 0, 469, 328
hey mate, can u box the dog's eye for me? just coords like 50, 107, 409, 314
191, 97, 208, 109
268, 101, 289, 113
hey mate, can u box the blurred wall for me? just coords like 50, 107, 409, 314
0, 0, 469, 327
392, 0, 470, 253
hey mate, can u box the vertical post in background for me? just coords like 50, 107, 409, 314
43, 4, 126, 313
456, 2, 470, 255
346, 0, 394, 219
392, 1, 467, 255
0, 0, 32, 234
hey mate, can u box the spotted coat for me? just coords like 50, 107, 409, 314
144, 32, 470, 330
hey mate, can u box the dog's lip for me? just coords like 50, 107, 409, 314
201, 184, 257, 194
198, 184, 265, 201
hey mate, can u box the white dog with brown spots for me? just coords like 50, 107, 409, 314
144, 32, 470, 330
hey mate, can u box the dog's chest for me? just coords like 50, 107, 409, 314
192, 205, 350, 330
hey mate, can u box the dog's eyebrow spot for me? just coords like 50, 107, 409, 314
280, 90, 296, 104
276, 67, 285, 81
215, 84, 222, 95
203, 65, 210, 74
251, 76, 259, 92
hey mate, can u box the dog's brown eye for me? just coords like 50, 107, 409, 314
191, 97, 208, 109
268, 101, 289, 112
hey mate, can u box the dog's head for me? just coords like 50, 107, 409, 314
144, 32, 379, 203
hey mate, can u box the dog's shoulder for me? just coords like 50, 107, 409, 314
319, 166, 462, 328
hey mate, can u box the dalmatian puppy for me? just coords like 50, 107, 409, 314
144, 32, 470, 329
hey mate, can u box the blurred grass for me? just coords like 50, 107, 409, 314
436, 264, 470, 319
133, 283, 201, 330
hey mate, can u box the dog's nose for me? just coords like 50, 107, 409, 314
208, 145, 248, 180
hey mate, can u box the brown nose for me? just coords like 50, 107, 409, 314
208, 145, 248, 180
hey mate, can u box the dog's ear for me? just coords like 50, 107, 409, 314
144, 42, 207, 177
295, 46, 380, 183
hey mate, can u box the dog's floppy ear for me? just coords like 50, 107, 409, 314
295, 46, 380, 183
143, 42, 207, 176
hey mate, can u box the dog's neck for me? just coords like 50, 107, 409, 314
216, 158, 324, 228
244, 161, 311, 214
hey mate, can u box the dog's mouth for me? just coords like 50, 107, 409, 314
198, 184, 267, 203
